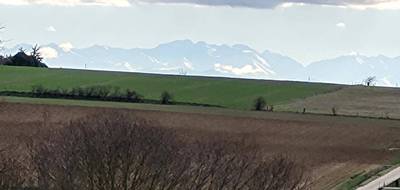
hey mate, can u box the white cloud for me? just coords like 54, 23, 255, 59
348, 1, 400, 10
124, 62, 135, 71
0, 0, 400, 9
336, 22, 346, 29
214, 63, 264, 75
0, 0, 28, 5
135, 0, 400, 10
0, 0, 130, 7
46, 26, 56, 32
278, 2, 305, 8
59, 42, 74, 52
39, 47, 58, 59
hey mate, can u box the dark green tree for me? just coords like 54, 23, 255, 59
160, 91, 173, 105
253, 97, 266, 111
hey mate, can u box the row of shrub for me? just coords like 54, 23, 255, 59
0, 113, 310, 190
31, 85, 145, 103
31, 85, 269, 111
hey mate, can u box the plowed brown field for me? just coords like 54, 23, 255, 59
1, 102, 400, 189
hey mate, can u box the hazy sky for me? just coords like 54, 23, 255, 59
1, 0, 400, 64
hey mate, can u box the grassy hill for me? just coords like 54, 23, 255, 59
279, 85, 400, 119
0, 66, 339, 109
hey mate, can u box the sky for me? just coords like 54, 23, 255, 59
1, 0, 400, 64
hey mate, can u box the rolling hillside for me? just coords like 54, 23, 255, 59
4, 40, 400, 86
0, 66, 338, 110
279, 86, 400, 119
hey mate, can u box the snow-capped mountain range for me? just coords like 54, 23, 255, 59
3, 40, 400, 87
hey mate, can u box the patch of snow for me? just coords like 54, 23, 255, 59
159, 67, 181, 71
143, 53, 172, 67
123, 62, 135, 71
381, 77, 394, 87
251, 54, 275, 75
214, 63, 265, 75
355, 57, 364, 65
113, 62, 123, 66
206, 45, 217, 56
148, 56, 160, 64
349, 51, 359, 56
183, 57, 194, 70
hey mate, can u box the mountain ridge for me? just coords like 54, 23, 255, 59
2, 40, 399, 87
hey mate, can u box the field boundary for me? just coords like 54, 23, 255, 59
0, 91, 224, 108
2, 95, 400, 124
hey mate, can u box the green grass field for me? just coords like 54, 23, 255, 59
0, 66, 340, 109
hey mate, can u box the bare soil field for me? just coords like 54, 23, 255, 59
278, 86, 400, 119
1, 102, 400, 189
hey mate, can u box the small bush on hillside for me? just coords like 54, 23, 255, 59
110, 86, 122, 98
364, 76, 376, 87
97, 86, 111, 98
253, 97, 266, 111
31, 85, 46, 95
126, 89, 142, 102
160, 91, 173, 104
332, 107, 337, 116
269, 105, 274, 112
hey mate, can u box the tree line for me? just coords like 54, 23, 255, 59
11, 85, 209, 107
0, 45, 48, 68
31, 85, 144, 103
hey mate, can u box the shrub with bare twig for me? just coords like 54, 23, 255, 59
17, 113, 311, 190
0, 145, 31, 190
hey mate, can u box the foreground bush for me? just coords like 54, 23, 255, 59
0, 145, 30, 190
2, 114, 310, 190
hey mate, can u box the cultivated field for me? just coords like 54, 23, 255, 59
0, 66, 339, 109
279, 86, 400, 119
2, 66, 400, 189
1, 102, 399, 189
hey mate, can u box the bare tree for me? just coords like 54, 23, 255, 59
178, 68, 188, 76
31, 44, 43, 63
0, 26, 5, 59
364, 76, 376, 87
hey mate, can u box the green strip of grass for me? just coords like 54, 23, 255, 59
0, 96, 266, 118
336, 165, 394, 190
0, 66, 339, 110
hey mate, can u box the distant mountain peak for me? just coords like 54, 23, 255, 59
3, 40, 400, 87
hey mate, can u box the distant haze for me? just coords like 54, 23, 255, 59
1, 2, 400, 64
3, 40, 400, 87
